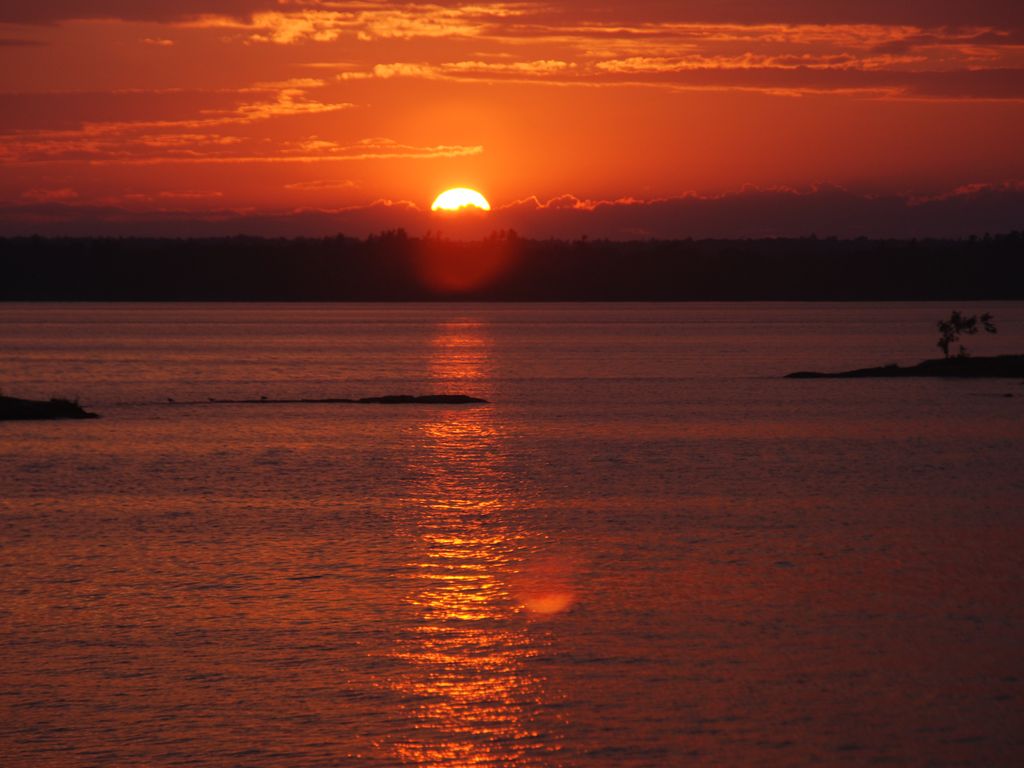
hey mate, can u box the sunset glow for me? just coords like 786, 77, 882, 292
3, 3, 1024, 764
0, 1, 1020, 238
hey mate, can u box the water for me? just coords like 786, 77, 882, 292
1, 302, 1023, 766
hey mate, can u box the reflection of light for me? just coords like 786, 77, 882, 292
389, 319, 559, 767
520, 591, 575, 616
427, 322, 491, 384
513, 555, 577, 617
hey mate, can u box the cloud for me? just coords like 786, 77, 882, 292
0, 1, 265, 24
193, 11, 348, 44
916, 180, 1024, 201
370, 62, 439, 80
21, 187, 78, 202
593, 53, 925, 73
4, 3, 1020, 101
1, 133, 482, 166
289, 12, 1024, 100
1, 1, 1019, 206
0, 76, 487, 169
585, 65, 1024, 100
103, 190, 225, 206
332, 55, 1024, 99
284, 178, 358, 191
3, 183, 1021, 239
0, 82, 360, 165
3, 1, 1023, 27
156, 189, 224, 199
363, 59, 573, 80
438, 59, 575, 74
485, 184, 1024, 239
181, 4, 530, 44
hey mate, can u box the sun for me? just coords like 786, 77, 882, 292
431, 187, 491, 212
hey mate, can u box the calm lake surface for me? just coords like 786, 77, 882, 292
2, 302, 1023, 766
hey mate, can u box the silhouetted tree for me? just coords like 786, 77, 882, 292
936, 311, 997, 358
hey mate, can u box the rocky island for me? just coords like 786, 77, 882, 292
787, 354, 1024, 379
0, 395, 99, 421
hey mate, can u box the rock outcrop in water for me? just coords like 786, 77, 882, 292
786, 354, 1024, 379
0, 395, 99, 420
356, 394, 487, 404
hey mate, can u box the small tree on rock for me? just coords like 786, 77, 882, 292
936, 311, 997, 358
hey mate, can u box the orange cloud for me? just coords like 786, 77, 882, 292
361, 59, 573, 81
439, 59, 574, 74
594, 53, 925, 73
182, 3, 530, 44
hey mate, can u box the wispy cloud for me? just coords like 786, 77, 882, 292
0, 81, 357, 164
439, 58, 574, 73
351, 58, 573, 81
332, 55, 1024, 99
6, 3, 1020, 101
593, 53, 924, 73
1, 129, 482, 166
284, 178, 358, 191
255, 8, 1024, 99
0, 75, 487, 170
182, 3, 530, 44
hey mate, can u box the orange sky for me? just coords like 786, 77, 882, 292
0, 1, 1022, 236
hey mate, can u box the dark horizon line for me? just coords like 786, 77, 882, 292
3, 299, 1021, 304
4, 232, 1022, 302
3, 231, 1022, 245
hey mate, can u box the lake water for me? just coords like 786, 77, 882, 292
2, 302, 1023, 766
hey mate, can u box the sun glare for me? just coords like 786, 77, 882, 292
431, 187, 491, 212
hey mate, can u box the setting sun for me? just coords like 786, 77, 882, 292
431, 188, 491, 212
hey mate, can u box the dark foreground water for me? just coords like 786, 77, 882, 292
1, 302, 1023, 766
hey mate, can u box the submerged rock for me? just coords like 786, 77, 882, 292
786, 354, 1024, 379
0, 395, 99, 421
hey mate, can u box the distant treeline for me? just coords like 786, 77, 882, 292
2, 231, 1022, 300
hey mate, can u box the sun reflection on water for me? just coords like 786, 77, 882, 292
389, 320, 563, 766
426, 321, 492, 383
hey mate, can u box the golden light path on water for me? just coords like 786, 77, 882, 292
389, 320, 572, 766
